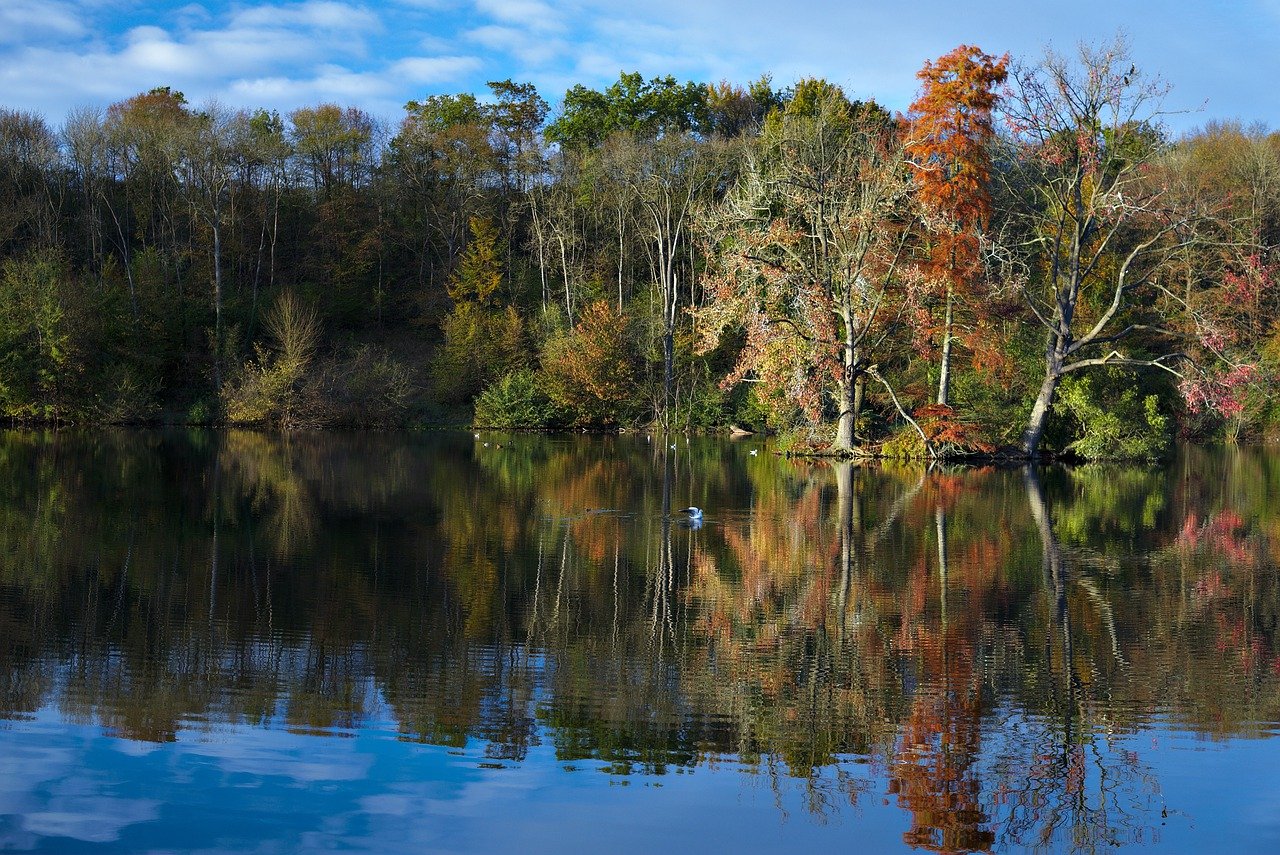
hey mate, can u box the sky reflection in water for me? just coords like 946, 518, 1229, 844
1, 429, 1279, 853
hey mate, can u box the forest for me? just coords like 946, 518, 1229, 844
0, 37, 1277, 458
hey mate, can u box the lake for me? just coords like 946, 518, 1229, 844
1, 429, 1278, 853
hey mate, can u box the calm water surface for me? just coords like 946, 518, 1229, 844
1, 429, 1279, 853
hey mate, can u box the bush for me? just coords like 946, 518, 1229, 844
775, 421, 836, 455
677, 376, 728, 430
91, 364, 158, 424
879, 425, 927, 460
222, 292, 320, 428
1055, 372, 1171, 460
186, 398, 216, 425
312, 346, 416, 428
542, 301, 639, 426
474, 369, 561, 429
431, 303, 526, 404
727, 384, 772, 433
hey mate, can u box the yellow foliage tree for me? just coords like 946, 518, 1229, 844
447, 216, 504, 305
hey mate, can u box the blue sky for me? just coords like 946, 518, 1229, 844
3, 0, 1278, 133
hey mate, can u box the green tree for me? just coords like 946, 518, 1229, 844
545, 72, 709, 150
0, 250, 71, 419
432, 303, 526, 404
387, 93, 496, 301
601, 131, 730, 429
448, 216, 504, 305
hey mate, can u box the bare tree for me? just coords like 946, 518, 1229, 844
603, 131, 730, 431
179, 103, 241, 387
998, 38, 1211, 456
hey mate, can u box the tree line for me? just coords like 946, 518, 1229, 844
1, 37, 1277, 457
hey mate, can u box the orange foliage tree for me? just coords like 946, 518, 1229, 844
905, 45, 1008, 408
543, 300, 637, 425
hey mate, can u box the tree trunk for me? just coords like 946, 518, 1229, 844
617, 207, 624, 314
557, 231, 571, 321
937, 280, 954, 406
103, 194, 139, 321
833, 375, 856, 453
832, 324, 858, 454
662, 276, 675, 433
1021, 368, 1060, 458
853, 373, 865, 428
530, 195, 548, 311
212, 211, 223, 391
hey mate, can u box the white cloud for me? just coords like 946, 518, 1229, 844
475, 0, 563, 32
0, 0, 487, 122
417, 33, 456, 53
0, 0, 1275, 130
230, 70, 386, 105
232, 0, 382, 33
465, 24, 565, 66
227, 55, 481, 115
392, 55, 484, 83
393, 0, 462, 8
119, 26, 201, 76
175, 3, 212, 18
0, 0, 85, 44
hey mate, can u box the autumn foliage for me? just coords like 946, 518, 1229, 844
0, 42, 1276, 454
543, 300, 637, 425
905, 46, 1008, 399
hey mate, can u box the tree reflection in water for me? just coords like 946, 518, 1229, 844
1, 430, 1279, 849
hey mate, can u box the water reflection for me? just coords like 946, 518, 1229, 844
1, 431, 1279, 852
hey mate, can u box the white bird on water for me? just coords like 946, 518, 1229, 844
679, 507, 703, 521
749, 449, 759, 456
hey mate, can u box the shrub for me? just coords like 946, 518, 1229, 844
775, 421, 836, 455
727, 384, 772, 433
312, 346, 416, 428
542, 300, 638, 426
431, 303, 526, 404
222, 292, 320, 428
92, 364, 159, 424
678, 376, 728, 431
914, 403, 995, 455
1055, 372, 1171, 460
474, 369, 561, 429
879, 425, 927, 460
186, 398, 216, 425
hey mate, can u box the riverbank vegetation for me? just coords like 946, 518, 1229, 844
0, 37, 1276, 457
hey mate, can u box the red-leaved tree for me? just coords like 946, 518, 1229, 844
905, 45, 1008, 408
